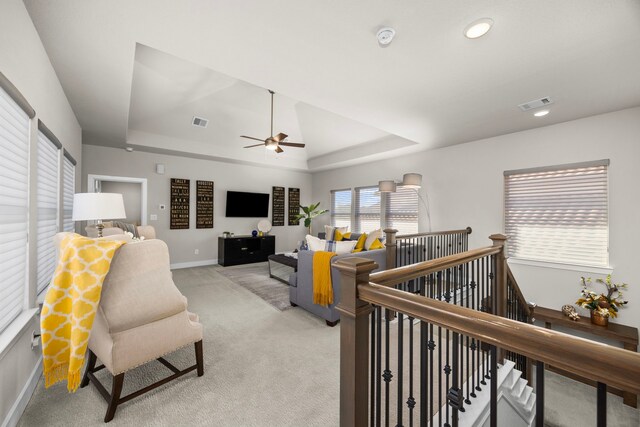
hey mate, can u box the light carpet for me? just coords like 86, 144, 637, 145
19, 265, 339, 427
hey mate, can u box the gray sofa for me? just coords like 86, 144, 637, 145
289, 248, 386, 326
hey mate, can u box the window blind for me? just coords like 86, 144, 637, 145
36, 129, 60, 294
354, 186, 381, 233
0, 86, 30, 333
62, 154, 75, 232
504, 160, 609, 267
330, 189, 352, 229
386, 186, 419, 234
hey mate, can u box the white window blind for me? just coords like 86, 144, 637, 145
504, 160, 609, 267
36, 128, 60, 294
330, 189, 352, 229
0, 86, 30, 333
354, 186, 381, 233
62, 154, 75, 232
386, 186, 419, 235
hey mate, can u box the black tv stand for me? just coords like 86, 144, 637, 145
218, 235, 275, 267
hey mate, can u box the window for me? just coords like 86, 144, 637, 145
386, 186, 419, 235
0, 85, 30, 333
62, 152, 75, 232
504, 160, 609, 267
330, 189, 352, 228
354, 186, 381, 233
36, 123, 61, 295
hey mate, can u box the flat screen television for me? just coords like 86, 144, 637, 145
225, 191, 270, 218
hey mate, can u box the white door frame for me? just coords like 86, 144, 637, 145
87, 174, 148, 226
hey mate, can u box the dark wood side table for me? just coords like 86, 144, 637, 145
267, 253, 298, 285
532, 306, 638, 408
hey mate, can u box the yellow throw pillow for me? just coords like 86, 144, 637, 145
334, 230, 345, 241
368, 238, 385, 250
355, 233, 367, 251
351, 248, 363, 253
342, 232, 352, 240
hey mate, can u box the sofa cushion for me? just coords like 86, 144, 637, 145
365, 229, 383, 250
306, 235, 326, 251
324, 225, 348, 241
324, 239, 357, 254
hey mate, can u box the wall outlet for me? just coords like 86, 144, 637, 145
150, 214, 158, 221
194, 249, 199, 255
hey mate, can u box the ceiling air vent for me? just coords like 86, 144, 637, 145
518, 97, 553, 112
191, 116, 209, 128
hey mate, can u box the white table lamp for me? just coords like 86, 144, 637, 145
72, 193, 127, 237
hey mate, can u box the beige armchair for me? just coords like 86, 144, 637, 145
79, 238, 203, 422
85, 222, 157, 240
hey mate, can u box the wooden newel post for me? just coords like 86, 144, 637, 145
384, 228, 398, 270
489, 234, 508, 319
335, 257, 378, 427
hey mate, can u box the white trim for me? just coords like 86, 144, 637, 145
0, 309, 38, 362
1, 355, 42, 427
508, 257, 613, 275
87, 174, 148, 226
170, 259, 218, 270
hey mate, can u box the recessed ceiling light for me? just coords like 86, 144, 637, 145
125, 147, 134, 152
376, 27, 396, 47
464, 18, 494, 39
534, 110, 550, 117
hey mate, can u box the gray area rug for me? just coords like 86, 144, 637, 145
217, 262, 293, 311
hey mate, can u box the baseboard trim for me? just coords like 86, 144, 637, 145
1, 355, 42, 427
170, 259, 218, 270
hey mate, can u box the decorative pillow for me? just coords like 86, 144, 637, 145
324, 225, 349, 241
364, 229, 383, 250
306, 235, 326, 252
368, 238, 385, 250
354, 233, 367, 251
325, 239, 357, 255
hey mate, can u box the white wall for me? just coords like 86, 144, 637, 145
100, 181, 143, 225
312, 107, 640, 332
0, 0, 82, 425
82, 145, 312, 266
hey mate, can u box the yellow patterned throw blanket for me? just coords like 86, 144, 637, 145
312, 251, 337, 307
41, 233, 125, 392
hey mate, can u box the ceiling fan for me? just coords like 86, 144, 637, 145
241, 90, 305, 153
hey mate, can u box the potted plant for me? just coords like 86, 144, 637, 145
293, 202, 328, 235
576, 275, 628, 326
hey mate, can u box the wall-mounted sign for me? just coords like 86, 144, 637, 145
170, 178, 190, 229
288, 187, 300, 226
196, 180, 214, 229
272, 186, 285, 226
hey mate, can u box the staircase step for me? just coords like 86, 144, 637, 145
519, 385, 533, 405
525, 392, 536, 412
511, 378, 527, 399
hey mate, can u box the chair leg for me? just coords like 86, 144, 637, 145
81, 350, 97, 388
195, 340, 204, 377
104, 373, 124, 423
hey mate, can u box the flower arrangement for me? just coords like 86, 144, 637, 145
124, 231, 145, 242
576, 275, 628, 319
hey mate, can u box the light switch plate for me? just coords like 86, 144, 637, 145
150, 214, 158, 221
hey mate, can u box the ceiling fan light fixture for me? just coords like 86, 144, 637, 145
265, 139, 279, 151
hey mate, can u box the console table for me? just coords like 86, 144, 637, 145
218, 235, 275, 267
532, 306, 638, 408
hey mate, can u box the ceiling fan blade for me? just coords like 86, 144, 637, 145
273, 132, 288, 142
243, 143, 265, 148
278, 142, 305, 148
275, 146, 284, 153
240, 135, 265, 142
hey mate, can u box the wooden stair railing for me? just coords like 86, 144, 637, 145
336, 234, 640, 427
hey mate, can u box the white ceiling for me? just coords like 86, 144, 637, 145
24, 0, 640, 171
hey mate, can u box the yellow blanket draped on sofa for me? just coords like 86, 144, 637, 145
41, 233, 125, 392
313, 251, 337, 307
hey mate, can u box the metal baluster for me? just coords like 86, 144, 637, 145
377, 306, 382, 427
444, 269, 452, 426
465, 261, 471, 406
597, 382, 607, 427
408, 315, 415, 427
384, 309, 392, 426
490, 345, 497, 427
449, 332, 462, 427
536, 361, 544, 427
480, 258, 487, 386
470, 260, 478, 398
397, 312, 404, 427
371, 307, 376, 427
438, 271, 443, 427
420, 272, 427, 427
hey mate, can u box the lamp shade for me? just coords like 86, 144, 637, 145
378, 180, 397, 193
72, 193, 127, 221
402, 173, 422, 189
